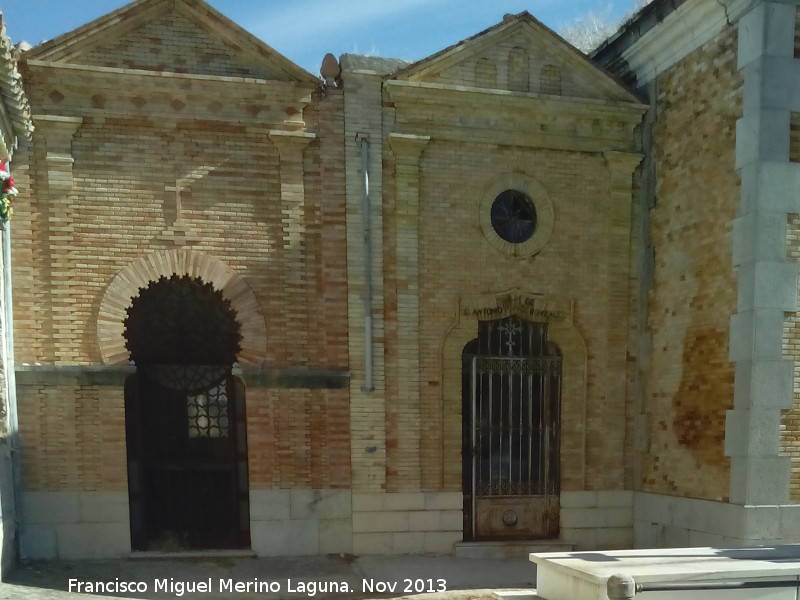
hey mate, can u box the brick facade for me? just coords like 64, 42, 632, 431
639, 25, 742, 501
15, 0, 793, 559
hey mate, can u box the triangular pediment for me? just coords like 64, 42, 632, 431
394, 12, 639, 104
23, 0, 317, 83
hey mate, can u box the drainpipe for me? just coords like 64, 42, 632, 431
360, 137, 374, 392
2, 214, 21, 559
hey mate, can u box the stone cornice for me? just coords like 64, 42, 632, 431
15, 364, 350, 389
23, 60, 313, 129
596, 0, 757, 87
384, 79, 645, 117
24, 59, 317, 90
385, 80, 645, 153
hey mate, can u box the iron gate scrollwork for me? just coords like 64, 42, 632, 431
463, 316, 561, 540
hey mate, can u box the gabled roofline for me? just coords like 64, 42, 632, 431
0, 13, 33, 160
592, 0, 757, 86
22, 0, 319, 85
393, 11, 643, 105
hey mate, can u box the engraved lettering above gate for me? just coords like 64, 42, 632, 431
460, 290, 572, 324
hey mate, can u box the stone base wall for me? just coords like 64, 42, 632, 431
634, 492, 800, 548
352, 492, 462, 555
20, 491, 130, 560
249, 489, 352, 557
560, 490, 633, 550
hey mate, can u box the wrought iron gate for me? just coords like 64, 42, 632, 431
463, 317, 561, 540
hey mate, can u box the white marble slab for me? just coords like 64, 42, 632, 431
531, 545, 800, 600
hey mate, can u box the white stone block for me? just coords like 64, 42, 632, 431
634, 520, 658, 549
250, 519, 319, 557
408, 510, 440, 531
57, 523, 130, 559
439, 510, 463, 531
778, 505, 800, 539
688, 529, 726, 548
735, 112, 790, 169
319, 517, 353, 554
290, 489, 351, 520
78, 491, 129, 524
738, 3, 795, 70
559, 491, 597, 508
391, 531, 426, 554
249, 490, 290, 521
353, 510, 408, 533
730, 455, 791, 505
732, 212, 787, 265
595, 490, 633, 508
353, 532, 393, 555
424, 492, 462, 510
423, 531, 460, 554
725, 409, 782, 457
560, 507, 632, 529
560, 528, 597, 550
741, 161, 800, 215
634, 492, 674, 526
352, 492, 384, 512
20, 524, 57, 559
23, 492, 79, 525
659, 524, 690, 548
597, 527, 633, 549
383, 492, 425, 511
729, 309, 786, 362
742, 505, 781, 540
737, 261, 797, 312
733, 359, 795, 410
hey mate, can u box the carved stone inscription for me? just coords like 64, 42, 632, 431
460, 291, 570, 323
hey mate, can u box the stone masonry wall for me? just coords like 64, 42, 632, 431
641, 24, 741, 501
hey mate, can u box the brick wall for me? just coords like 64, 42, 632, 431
641, 24, 741, 501
75, 8, 277, 80
16, 12, 351, 497
782, 214, 800, 501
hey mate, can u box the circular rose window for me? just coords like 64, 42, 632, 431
490, 190, 537, 244
479, 175, 554, 258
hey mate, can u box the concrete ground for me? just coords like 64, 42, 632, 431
0, 554, 538, 600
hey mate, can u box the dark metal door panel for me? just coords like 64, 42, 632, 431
127, 372, 249, 550
463, 317, 561, 541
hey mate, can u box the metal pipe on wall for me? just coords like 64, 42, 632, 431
360, 137, 374, 392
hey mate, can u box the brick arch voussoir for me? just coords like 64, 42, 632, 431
97, 249, 267, 367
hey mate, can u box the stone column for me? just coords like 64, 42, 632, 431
387, 133, 429, 489
727, 2, 797, 505
269, 130, 315, 365
33, 115, 82, 365
604, 151, 643, 488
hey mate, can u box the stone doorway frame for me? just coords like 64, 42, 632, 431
442, 290, 588, 496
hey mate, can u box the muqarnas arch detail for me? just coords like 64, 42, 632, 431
97, 248, 267, 367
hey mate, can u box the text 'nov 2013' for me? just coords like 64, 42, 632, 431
67, 577, 449, 596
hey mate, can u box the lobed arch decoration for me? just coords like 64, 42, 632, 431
97, 248, 267, 367
440, 289, 588, 491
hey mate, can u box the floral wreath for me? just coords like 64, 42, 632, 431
0, 162, 17, 222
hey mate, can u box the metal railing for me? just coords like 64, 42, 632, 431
607, 574, 800, 599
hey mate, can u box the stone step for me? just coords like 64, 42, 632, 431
455, 540, 574, 559
494, 589, 545, 600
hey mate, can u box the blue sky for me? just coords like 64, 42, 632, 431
1, 1, 641, 74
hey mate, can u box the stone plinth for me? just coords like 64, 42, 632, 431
532, 545, 800, 600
